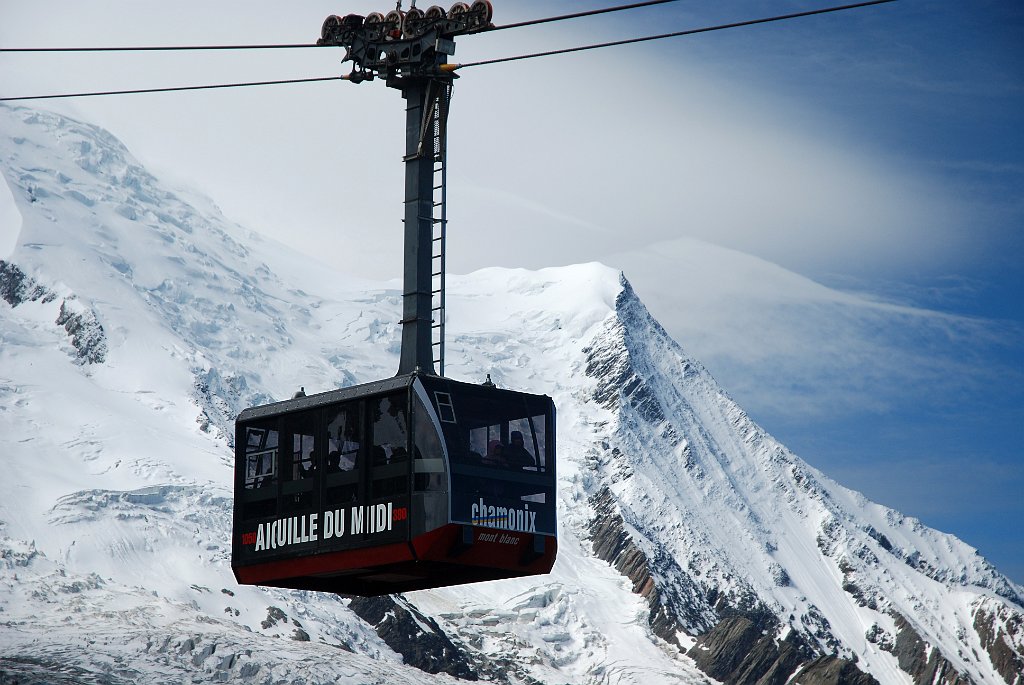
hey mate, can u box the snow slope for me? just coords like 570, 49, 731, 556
580, 280, 1024, 684
0, 104, 1021, 685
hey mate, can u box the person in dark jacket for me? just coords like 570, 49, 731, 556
503, 430, 535, 469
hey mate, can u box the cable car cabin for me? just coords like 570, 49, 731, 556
231, 373, 556, 596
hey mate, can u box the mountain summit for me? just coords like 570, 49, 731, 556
1, 104, 1022, 685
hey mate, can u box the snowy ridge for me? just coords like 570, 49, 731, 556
1, 103, 1022, 685
581, 278, 1024, 684
0, 104, 703, 683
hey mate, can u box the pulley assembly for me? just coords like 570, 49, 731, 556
318, 1, 492, 81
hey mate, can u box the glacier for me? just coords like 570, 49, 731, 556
0, 103, 1022, 685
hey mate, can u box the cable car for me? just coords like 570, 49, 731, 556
232, 2, 556, 596
231, 372, 556, 596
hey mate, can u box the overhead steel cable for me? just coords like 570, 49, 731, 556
486, 0, 682, 33
0, 0, 896, 102
454, 0, 897, 69
0, 2, 684, 53
0, 43, 327, 53
0, 1, 683, 52
0, 0, 895, 58
0, 76, 342, 102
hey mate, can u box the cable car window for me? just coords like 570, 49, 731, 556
281, 411, 317, 481
524, 411, 548, 471
413, 394, 446, 492
370, 394, 409, 500
243, 425, 278, 490
465, 416, 545, 471
470, 424, 502, 467
324, 402, 361, 506
294, 433, 316, 479
370, 394, 409, 464
437, 382, 556, 536
434, 391, 456, 423
326, 404, 360, 473
281, 411, 318, 515
505, 419, 537, 469
240, 421, 279, 523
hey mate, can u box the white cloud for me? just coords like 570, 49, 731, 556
2, 0, 1005, 425
0, 1, 976, 285
443, 51, 971, 279
606, 236, 1019, 421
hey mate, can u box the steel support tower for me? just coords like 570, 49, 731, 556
318, 4, 493, 377
399, 79, 451, 376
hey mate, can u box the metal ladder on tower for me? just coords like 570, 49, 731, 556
429, 83, 452, 376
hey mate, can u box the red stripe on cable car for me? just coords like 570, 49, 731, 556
234, 540, 416, 585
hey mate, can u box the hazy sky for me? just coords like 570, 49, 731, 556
2, 1, 1022, 582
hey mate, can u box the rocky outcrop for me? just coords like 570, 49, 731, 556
583, 279, 670, 426
793, 656, 881, 685
586, 438, 882, 685
584, 278, 886, 685
973, 608, 1024, 685
686, 614, 878, 685
55, 299, 107, 364
346, 595, 478, 680
0, 260, 56, 306
588, 486, 713, 642
0, 260, 106, 364
192, 368, 273, 447
686, 614, 805, 685
892, 613, 973, 685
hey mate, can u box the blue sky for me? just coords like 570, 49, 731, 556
611, 0, 1024, 581
1, 0, 1022, 582
443, 0, 1024, 581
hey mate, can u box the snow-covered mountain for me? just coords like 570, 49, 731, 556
1, 103, 1022, 685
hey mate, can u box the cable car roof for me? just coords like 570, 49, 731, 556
237, 372, 553, 423
238, 374, 416, 422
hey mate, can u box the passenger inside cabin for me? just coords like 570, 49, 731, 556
325, 450, 342, 474
504, 431, 535, 469
300, 450, 318, 478
483, 439, 504, 467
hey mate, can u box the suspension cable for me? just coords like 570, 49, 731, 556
487, 0, 682, 33
0, 76, 342, 102
455, 0, 897, 69
0, 2, 683, 53
0, 0, 896, 102
0, 2, 683, 52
